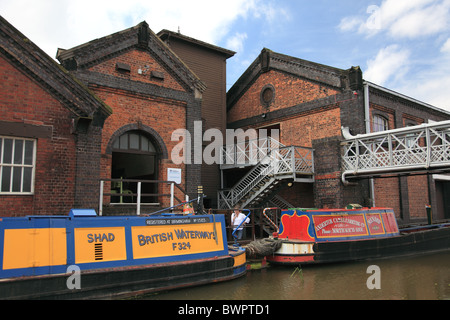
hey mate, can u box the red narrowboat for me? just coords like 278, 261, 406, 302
266, 207, 450, 265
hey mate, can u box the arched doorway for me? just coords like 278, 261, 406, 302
111, 130, 159, 203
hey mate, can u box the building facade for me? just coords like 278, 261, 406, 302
224, 48, 450, 225
0, 16, 111, 216
158, 30, 235, 208
0, 17, 209, 216
57, 22, 206, 213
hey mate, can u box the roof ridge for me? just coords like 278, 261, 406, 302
56, 21, 206, 94
157, 29, 235, 58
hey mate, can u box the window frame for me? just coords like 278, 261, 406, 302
0, 136, 37, 195
112, 131, 158, 155
372, 114, 389, 133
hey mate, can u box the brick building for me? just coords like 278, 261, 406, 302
3, 15, 450, 223
0, 16, 111, 216
158, 30, 235, 208
56, 22, 206, 213
0, 18, 209, 216
224, 48, 450, 224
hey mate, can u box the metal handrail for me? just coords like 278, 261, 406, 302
99, 178, 189, 216
262, 207, 279, 233
220, 136, 284, 169
218, 144, 314, 209
341, 120, 450, 182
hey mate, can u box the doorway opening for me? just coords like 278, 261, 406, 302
111, 131, 159, 204
436, 179, 450, 220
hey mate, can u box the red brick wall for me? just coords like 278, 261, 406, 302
89, 50, 185, 91
281, 107, 341, 147
0, 55, 77, 216
408, 176, 429, 218
228, 70, 339, 123
369, 97, 435, 221
96, 87, 187, 208
278, 183, 314, 208
374, 178, 401, 219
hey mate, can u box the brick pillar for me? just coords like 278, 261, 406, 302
185, 94, 202, 200
312, 137, 344, 209
74, 121, 103, 210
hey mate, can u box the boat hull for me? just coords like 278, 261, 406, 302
267, 225, 450, 265
0, 250, 246, 300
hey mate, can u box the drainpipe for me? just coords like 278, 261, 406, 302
364, 82, 371, 134
364, 82, 376, 207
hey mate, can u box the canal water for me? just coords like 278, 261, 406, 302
140, 251, 450, 300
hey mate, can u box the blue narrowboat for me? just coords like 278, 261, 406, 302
0, 209, 246, 299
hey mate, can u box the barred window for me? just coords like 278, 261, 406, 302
0, 136, 36, 194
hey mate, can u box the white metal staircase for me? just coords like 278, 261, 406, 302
218, 137, 314, 209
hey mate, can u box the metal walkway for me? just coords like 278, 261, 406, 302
218, 137, 314, 209
341, 120, 450, 183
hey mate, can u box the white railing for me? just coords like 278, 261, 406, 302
341, 120, 450, 182
218, 144, 314, 209
99, 179, 189, 216
220, 137, 284, 169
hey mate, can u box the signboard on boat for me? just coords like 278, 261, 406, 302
277, 208, 400, 242
132, 222, 224, 259
74, 227, 127, 264
313, 214, 368, 238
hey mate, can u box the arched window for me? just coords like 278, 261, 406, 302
372, 115, 389, 132
112, 131, 157, 154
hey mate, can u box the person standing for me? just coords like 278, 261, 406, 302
231, 205, 250, 240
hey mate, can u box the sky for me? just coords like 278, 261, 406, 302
2, 0, 450, 111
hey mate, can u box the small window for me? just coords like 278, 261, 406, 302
0, 136, 36, 194
150, 71, 165, 81
116, 62, 131, 72
405, 122, 418, 148
372, 115, 389, 132
260, 84, 275, 108
262, 88, 274, 103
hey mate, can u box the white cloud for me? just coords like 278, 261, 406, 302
226, 32, 248, 52
364, 45, 411, 86
396, 44, 450, 110
441, 38, 450, 53
0, 0, 274, 57
338, 16, 364, 32
339, 0, 450, 39
388, 1, 450, 38
337, 0, 450, 111
252, 2, 291, 24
